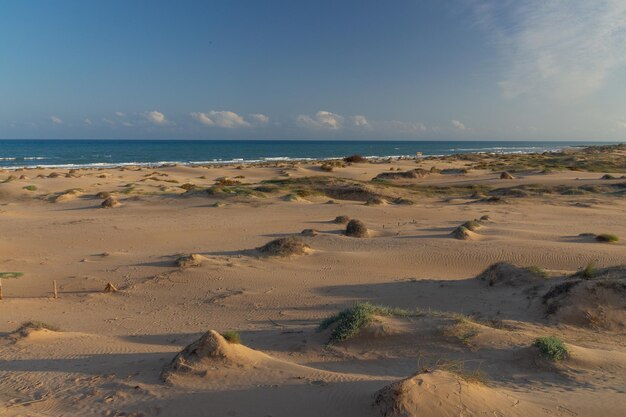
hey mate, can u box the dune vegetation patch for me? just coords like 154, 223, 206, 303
333, 215, 350, 224
533, 336, 568, 361
221, 330, 241, 344
13, 321, 60, 338
257, 236, 310, 257
176, 254, 205, 268
22, 185, 37, 191
451, 217, 488, 240
542, 265, 626, 330
476, 262, 548, 286
343, 154, 367, 163
319, 302, 421, 344
345, 219, 368, 237
595, 233, 619, 243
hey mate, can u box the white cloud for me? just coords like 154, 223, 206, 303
191, 110, 251, 128
115, 111, 126, 117
102, 117, 116, 125
84, 118, 93, 126
144, 110, 168, 125
250, 113, 270, 125
472, 0, 626, 100
50, 115, 63, 125
296, 111, 343, 129
352, 115, 371, 129
451, 120, 467, 130
384, 120, 427, 133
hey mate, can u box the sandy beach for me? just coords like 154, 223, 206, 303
1, 145, 625, 416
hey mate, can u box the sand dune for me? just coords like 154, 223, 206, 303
0, 146, 625, 416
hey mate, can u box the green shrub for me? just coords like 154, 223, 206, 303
595, 234, 619, 243
319, 302, 418, 343
533, 336, 568, 361
524, 266, 549, 279
581, 260, 596, 279
221, 330, 241, 344
22, 185, 37, 191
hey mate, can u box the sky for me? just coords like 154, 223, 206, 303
1, 0, 626, 141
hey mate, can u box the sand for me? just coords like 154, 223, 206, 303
0, 146, 625, 416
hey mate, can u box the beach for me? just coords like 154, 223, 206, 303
0, 144, 625, 416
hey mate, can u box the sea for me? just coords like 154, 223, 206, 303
0, 140, 618, 169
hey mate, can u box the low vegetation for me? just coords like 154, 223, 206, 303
345, 219, 368, 237
221, 330, 241, 344
333, 215, 350, 224
533, 336, 568, 361
595, 234, 619, 243
319, 302, 421, 343
344, 154, 367, 163
22, 185, 37, 191
581, 260, 597, 279
15, 321, 59, 337
257, 236, 309, 257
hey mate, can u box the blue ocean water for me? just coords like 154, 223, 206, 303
0, 140, 616, 169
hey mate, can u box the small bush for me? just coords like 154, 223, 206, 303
319, 302, 417, 343
524, 266, 548, 279
257, 236, 309, 256
346, 219, 368, 237
221, 330, 241, 344
461, 220, 481, 231
333, 215, 350, 224
533, 336, 568, 361
344, 154, 367, 163
595, 234, 619, 243
581, 260, 596, 279
22, 185, 37, 191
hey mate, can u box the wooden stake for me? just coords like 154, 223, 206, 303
53, 280, 58, 299
0, 278, 3, 300
104, 282, 118, 293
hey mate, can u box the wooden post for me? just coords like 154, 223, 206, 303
0, 277, 3, 300
53, 280, 58, 299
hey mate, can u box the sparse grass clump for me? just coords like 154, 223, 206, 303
595, 234, 619, 243
221, 330, 241, 344
22, 185, 37, 191
345, 219, 368, 237
581, 260, 597, 279
257, 236, 309, 257
533, 336, 568, 361
16, 321, 59, 337
0, 272, 23, 279
461, 220, 481, 231
524, 266, 549, 279
319, 302, 418, 343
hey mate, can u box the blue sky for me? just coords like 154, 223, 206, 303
1, 0, 625, 140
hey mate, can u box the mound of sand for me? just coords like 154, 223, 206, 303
366, 197, 387, 206
257, 236, 310, 257
543, 266, 626, 330
53, 189, 83, 203
176, 254, 205, 268
476, 262, 546, 287
301, 228, 318, 237
346, 219, 368, 237
500, 171, 515, 179
374, 370, 534, 417
161, 330, 319, 386
101, 196, 121, 208
161, 330, 267, 381
374, 169, 429, 180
